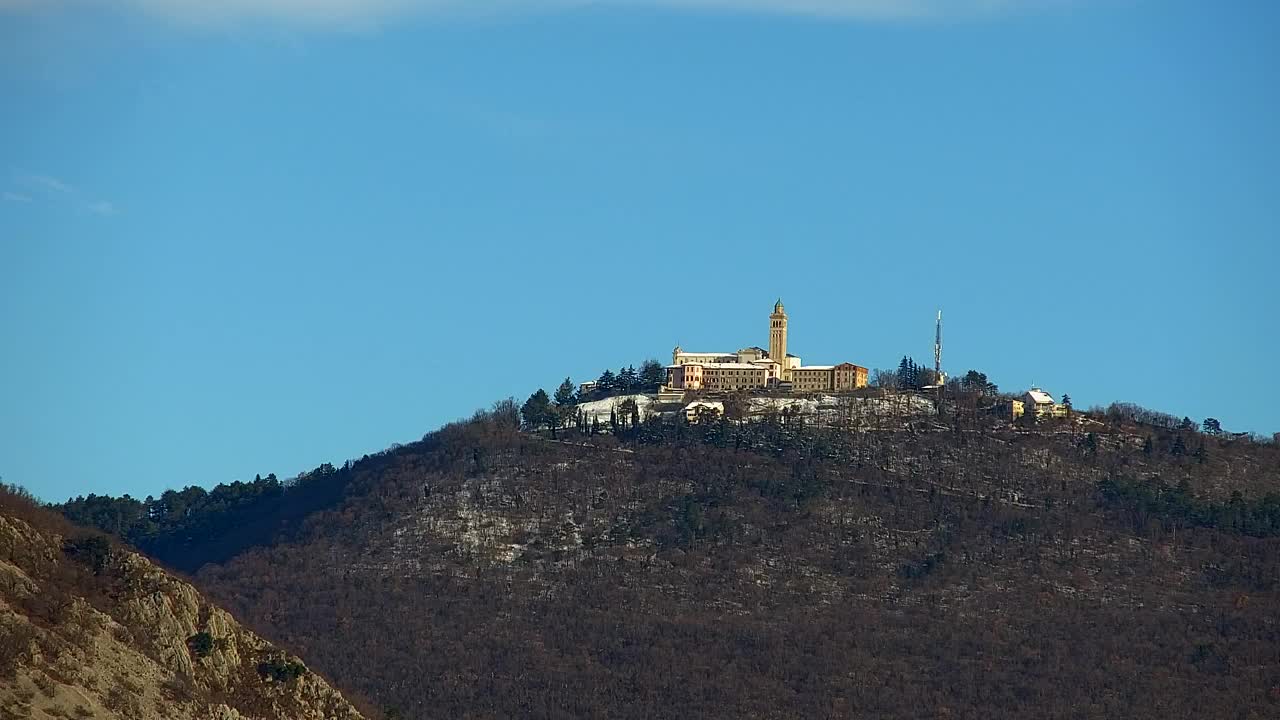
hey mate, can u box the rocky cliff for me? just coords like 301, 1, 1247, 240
0, 492, 366, 720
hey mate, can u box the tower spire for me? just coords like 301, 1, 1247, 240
769, 299, 789, 381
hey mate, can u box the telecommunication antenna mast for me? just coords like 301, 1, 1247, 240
934, 310, 943, 383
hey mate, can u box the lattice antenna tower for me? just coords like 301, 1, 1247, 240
934, 310, 943, 383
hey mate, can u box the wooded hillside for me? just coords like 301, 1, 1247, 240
58, 406, 1280, 719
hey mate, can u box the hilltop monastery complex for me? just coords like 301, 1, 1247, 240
663, 300, 868, 395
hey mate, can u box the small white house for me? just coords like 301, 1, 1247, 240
1022, 388, 1058, 418
684, 401, 724, 423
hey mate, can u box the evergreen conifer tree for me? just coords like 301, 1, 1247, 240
618, 366, 638, 392
639, 359, 666, 389
598, 369, 616, 393
554, 377, 577, 406
898, 356, 922, 390
520, 389, 553, 431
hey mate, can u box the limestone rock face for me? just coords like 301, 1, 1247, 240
0, 511, 366, 720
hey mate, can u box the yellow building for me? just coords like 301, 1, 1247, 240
789, 363, 870, 393
666, 362, 770, 392
671, 348, 736, 366
833, 362, 869, 391
791, 366, 834, 393
666, 363, 705, 390
701, 363, 769, 391
663, 300, 862, 394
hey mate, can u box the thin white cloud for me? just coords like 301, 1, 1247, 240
21, 174, 73, 193
5, 0, 1070, 26
8, 171, 118, 216
86, 200, 119, 215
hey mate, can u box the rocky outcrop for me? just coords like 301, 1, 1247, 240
0, 511, 366, 720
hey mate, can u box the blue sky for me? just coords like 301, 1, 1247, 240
2, 0, 1277, 503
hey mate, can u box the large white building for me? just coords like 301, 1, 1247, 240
665, 300, 866, 394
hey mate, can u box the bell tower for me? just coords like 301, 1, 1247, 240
769, 299, 788, 373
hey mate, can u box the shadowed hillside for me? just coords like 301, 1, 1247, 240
58, 404, 1280, 719
0, 486, 370, 720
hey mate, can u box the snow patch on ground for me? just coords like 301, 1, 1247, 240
574, 393, 933, 425
746, 394, 935, 417
456, 496, 520, 562
577, 394, 658, 424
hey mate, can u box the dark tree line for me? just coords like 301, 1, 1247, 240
1100, 477, 1280, 537
959, 369, 999, 396
520, 358, 665, 436
584, 359, 665, 400
55, 447, 430, 574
